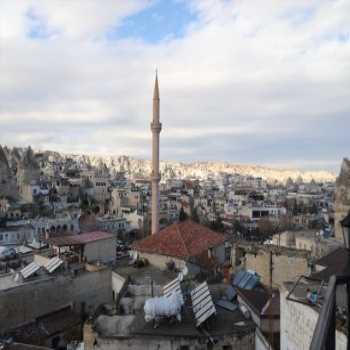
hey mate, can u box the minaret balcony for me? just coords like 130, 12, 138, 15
151, 172, 161, 181
151, 122, 162, 132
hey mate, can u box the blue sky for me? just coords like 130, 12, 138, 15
108, 0, 197, 43
1, 0, 349, 172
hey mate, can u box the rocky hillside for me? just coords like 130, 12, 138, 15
63, 153, 336, 183
0, 146, 336, 183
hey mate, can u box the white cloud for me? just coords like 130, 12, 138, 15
1, 0, 152, 39
0, 0, 349, 170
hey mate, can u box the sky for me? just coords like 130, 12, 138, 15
0, 0, 349, 172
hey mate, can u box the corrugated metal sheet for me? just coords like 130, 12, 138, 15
233, 270, 246, 286
215, 300, 238, 312
44, 256, 63, 273
232, 270, 260, 290
21, 262, 41, 279
245, 274, 260, 290
190, 281, 216, 327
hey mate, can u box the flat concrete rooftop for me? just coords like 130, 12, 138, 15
96, 304, 254, 339
114, 262, 178, 285
0, 273, 53, 291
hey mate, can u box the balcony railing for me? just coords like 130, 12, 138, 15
310, 275, 350, 350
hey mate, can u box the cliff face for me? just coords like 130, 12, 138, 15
0, 145, 338, 202
0, 146, 42, 200
335, 158, 350, 241
0, 145, 18, 199
64, 154, 336, 184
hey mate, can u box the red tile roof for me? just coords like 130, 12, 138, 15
47, 231, 114, 246
133, 220, 226, 260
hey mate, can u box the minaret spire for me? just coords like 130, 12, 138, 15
153, 69, 159, 100
151, 71, 162, 234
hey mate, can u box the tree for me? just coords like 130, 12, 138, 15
210, 215, 224, 232
80, 198, 90, 211
191, 207, 200, 223
310, 202, 318, 215
179, 206, 188, 222
257, 218, 275, 236
232, 219, 244, 236
93, 205, 100, 215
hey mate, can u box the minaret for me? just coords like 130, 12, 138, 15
151, 71, 162, 234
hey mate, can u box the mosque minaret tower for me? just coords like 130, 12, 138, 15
151, 71, 161, 234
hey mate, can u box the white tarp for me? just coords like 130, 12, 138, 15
144, 292, 184, 322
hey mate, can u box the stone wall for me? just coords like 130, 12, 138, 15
335, 158, 350, 241
243, 247, 309, 288
280, 288, 347, 349
137, 244, 225, 275
84, 238, 116, 263
0, 267, 112, 332
90, 332, 254, 350
137, 252, 201, 275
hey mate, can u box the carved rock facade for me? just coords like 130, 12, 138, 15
335, 158, 350, 241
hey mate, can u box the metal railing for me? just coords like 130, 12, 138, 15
310, 275, 350, 350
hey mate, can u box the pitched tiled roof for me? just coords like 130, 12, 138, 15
133, 220, 226, 260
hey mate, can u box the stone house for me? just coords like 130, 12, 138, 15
0, 261, 112, 333
0, 224, 35, 245
132, 220, 229, 275
47, 231, 116, 263
234, 244, 310, 289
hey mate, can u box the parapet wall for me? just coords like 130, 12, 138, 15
0, 267, 112, 332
